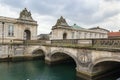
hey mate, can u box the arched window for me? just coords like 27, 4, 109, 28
24, 30, 31, 40
63, 33, 67, 39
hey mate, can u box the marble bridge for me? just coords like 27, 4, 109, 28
1, 39, 120, 80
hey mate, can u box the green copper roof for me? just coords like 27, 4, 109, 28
72, 24, 84, 29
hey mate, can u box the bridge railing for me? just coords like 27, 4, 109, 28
51, 39, 92, 47
14, 38, 120, 49
77, 39, 92, 46
51, 38, 120, 48
51, 39, 78, 44
0, 38, 12, 44
13, 39, 24, 44
92, 38, 120, 48
0, 38, 24, 45
24, 40, 48, 45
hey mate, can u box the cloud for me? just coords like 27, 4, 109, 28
0, 0, 120, 34
105, 0, 120, 2
0, 0, 24, 8
0, 0, 117, 22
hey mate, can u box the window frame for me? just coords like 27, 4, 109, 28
8, 25, 14, 37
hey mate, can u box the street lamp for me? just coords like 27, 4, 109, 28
2, 22, 4, 44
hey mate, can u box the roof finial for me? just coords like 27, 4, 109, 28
24, 8, 27, 11
52, 16, 70, 29
60, 16, 63, 19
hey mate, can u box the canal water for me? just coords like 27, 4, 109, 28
0, 60, 119, 80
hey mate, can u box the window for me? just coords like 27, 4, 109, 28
8, 25, 14, 36
84, 33, 87, 38
79, 32, 81, 39
99, 34, 101, 38
72, 32, 74, 39
63, 33, 67, 39
94, 33, 96, 38
90, 33, 92, 38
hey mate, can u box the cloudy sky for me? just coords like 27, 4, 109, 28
0, 0, 120, 34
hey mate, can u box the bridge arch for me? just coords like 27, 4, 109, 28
89, 57, 120, 71
50, 50, 79, 67
32, 48, 46, 57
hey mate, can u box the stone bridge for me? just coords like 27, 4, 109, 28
1, 39, 120, 80
24, 39, 120, 80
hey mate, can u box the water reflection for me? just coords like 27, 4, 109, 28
0, 60, 119, 80
0, 60, 76, 80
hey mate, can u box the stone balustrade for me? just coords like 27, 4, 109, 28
24, 40, 47, 45
92, 38, 120, 48
0, 38, 120, 49
51, 39, 92, 47
50, 38, 120, 49
0, 38, 24, 45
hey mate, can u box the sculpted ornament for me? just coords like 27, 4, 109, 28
55, 16, 68, 26
78, 54, 90, 63
78, 49, 92, 67
19, 8, 33, 20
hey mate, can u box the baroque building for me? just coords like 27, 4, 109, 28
0, 8, 37, 41
0, 8, 37, 58
50, 16, 109, 40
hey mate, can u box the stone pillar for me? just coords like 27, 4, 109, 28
45, 56, 52, 65
76, 49, 93, 80
76, 65, 93, 80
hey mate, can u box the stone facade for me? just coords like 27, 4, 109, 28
50, 16, 109, 40
0, 8, 37, 58
0, 8, 37, 41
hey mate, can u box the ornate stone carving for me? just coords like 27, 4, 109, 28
59, 47, 64, 52
52, 16, 70, 29
77, 49, 92, 67
55, 16, 68, 26
78, 54, 89, 63
14, 46, 25, 55
93, 39, 120, 48
19, 8, 33, 21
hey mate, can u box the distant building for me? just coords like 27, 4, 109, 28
108, 31, 120, 38
89, 26, 109, 34
50, 16, 109, 40
0, 8, 37, 41
37, 34, 49, 40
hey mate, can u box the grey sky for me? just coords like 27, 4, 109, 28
0, 0, 120, 34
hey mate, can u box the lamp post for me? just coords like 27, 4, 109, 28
2, 22, 4, 45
